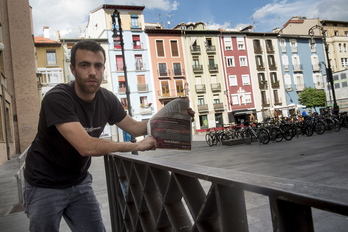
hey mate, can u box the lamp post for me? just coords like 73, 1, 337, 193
111, 9, 138, 153
308, 25, 339, 115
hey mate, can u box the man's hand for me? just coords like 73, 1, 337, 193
137, 135, 157, 151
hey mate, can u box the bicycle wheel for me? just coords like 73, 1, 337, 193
242, 129, 252, 144
269, 127, 283, 142
325, 119, 334, 132
258, 128, 270, 144
333, 120, 341, 132
305, 125, 314, 136
205, 133, 213, 146
315, 121, 325, 135
281, 124, 294, 141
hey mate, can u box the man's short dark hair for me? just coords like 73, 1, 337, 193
70, 40, 106, 67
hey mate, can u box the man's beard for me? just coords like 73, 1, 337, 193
75, 75, 102, 94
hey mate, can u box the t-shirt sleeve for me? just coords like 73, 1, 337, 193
43, 91, 79, 128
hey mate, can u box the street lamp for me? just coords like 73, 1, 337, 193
111, 9, 138, 153
308, 25, 339, 115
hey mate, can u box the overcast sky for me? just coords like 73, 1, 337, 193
29, 0, 348, 39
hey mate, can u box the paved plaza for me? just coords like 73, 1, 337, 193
1, 129, 348, 231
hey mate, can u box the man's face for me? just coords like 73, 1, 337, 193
70, 49, 105, 100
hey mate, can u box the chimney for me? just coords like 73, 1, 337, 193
43, 26, 50, 38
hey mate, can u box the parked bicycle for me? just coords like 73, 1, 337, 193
241, 122, 270, 145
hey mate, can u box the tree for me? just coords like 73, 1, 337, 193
298, 87, 326, 110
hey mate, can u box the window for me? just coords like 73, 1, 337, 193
116, 55, 123, 71
334, 30, 339, 36
158, 63, 168, 76
266, 40, 274, 52
290, 39, 297, 53
239, 56, 247, 66
339, 43, 342, 52
345, 31, 348, 36
273, 90, 280, 104
118, 76, 126, 93
173, 63, 182, 76
113, 37, 121, 49
46, 50, 57, 65
161, 80, 170, 97
137, 75, 147, 91
344, 43, 347, 52
213, 94, 220, 104
268, 55, 276, 68
193, 57, 200, 68
176, 79, 184, 96
309, 39, 316, 52
341, 58, 348, 67
224, 37, 232, 50
156, 40, 165, 57
208, 56, 215, 69
131, 15, 139, 28
237, 37, 245, 50
170, 40, 179, 57
280, 39, 286, 52
242, 75, 250, 85
253, 40, 262, 53
132, 35, 141, 49
135, 55, 143, 70
231, 95, 239, 105
226, 57, 235, 67
198, 96, 205, 105
229, 75, 237, 86
245, 94, 252, 103
140, 96, 148, 106
258, 73, 266, 84
255, 56, 264, 69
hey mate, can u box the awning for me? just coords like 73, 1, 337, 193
234, 110, 253, 115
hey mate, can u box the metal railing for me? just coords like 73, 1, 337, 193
104, 153, 348, 232
14, 147, 29, 205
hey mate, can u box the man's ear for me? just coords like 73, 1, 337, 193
70, 64, 75, 75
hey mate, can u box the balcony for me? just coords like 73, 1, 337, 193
256, 65, 265, 71
195, 84, 206, 93
137, 84, 149, 92
192, 65, 203, 73
293, 64, 303, 72
269, 65, 277, 71
135, 63, 146, 71
173, 69, 185, 77
266, 46, 275, 54
285, 84, 293, 91
312, 64, 321, 72
130, 22, 142, 30
157, 89, 188, 99
213, 102, 224, 111
198, 104, 209, 112
208, 64, 218, 72
284, 65, 290, 72
274, 97, 282, 105
262, 98, 270, 107
259, 82, 268, 90
254, 47, 262, 54
158, 69, 170, 78
206, 45, 216, 53
211, 83, 221, 92
271, 80, 280, 89
190, 45, 201, 54
139, 105, 152, 115
295, 84, 305, 91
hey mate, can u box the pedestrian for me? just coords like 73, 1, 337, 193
23, 40, 193, 232
302, 109, 307, 117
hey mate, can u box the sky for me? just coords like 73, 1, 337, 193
29, 0, 348, 39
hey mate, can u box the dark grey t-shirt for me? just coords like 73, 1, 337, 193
24, 82, 126, 188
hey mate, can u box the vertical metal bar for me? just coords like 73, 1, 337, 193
104, 155, 120, 232
270, 197, 314, 232
216, 184, 249, 232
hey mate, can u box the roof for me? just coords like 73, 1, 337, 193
91, 4, 145, 13
34, 36, 61, 45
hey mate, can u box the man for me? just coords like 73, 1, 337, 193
23, 40, 158, 231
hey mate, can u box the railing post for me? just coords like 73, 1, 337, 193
270, 198, 314, 232
104, 155, 120, 232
